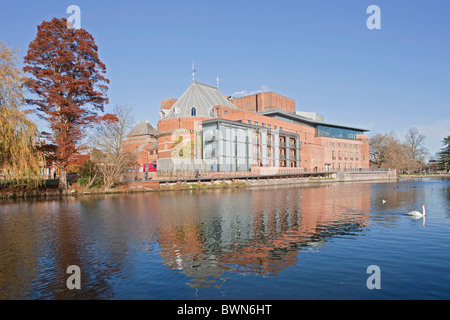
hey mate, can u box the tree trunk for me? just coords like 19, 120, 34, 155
86, 173, 98, 189
104, 179, 113, 192
59, 168, 68, 190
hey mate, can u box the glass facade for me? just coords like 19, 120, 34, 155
316, 125, 364, 140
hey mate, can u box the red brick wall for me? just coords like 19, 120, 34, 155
157, 117, 211, 160
222, 110, 369, 171
316, 135, 370, 171
123, 139, 158, 167
161, 98, 177, 111
230, 95, 258, 112
230, 92, 295, 113
357, 134, 370, 168
155, 106, 370, 171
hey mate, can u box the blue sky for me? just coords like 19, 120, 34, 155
1, 0, 449, 157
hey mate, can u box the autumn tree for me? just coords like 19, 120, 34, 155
90, 104, 136, 191
0, 41, 43, 187
23, 17, 114, 190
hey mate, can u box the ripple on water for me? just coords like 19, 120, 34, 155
0, 178, 449, 299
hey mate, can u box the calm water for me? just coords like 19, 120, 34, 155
1, 178, 449, 300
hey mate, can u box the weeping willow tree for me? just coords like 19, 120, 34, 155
0, 41, 43, 187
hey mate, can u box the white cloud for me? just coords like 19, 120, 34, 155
232, 84, 270, 98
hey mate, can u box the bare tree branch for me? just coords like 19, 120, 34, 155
89, 104, 136, 191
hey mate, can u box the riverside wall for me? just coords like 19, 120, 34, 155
1, 170, 398, 200
335, 169, 397, 182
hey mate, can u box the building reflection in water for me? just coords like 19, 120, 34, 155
0, 182, 373, 298
151, 183, 371, 288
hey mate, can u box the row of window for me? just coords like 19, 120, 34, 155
317, 125, 364, 140
254, 147, 297, 159
189, 107, 229, 117
331, 141, 361, 149
253, 134, 297, 148
332, 163, 359, 170
247, 120, 283, 131
253, 160, 297, 168
332, 151, 359, 161
206, 144, 298, 160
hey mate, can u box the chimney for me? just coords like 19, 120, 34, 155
161, 98, 178, 111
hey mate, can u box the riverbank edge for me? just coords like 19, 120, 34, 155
398, 173, 450, 179
0, 173, 407, 200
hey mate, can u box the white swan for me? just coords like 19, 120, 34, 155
408, 205, 426, 218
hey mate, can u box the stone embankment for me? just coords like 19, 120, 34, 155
1, 169, 400, 200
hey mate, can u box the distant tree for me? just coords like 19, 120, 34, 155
405, 127, 427, 171
0, 41, 43, 187
370, 128, 431, 173
23, 17, 115, 190
90, 104, 136, 191
370, 133, 389, 167
369, 131, 408, 171
370, 132, 395, 167
437, 136, 450, 172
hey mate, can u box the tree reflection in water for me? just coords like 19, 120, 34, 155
0, 182, 375, 297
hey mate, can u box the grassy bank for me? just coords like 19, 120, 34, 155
0, 182, 62, 199
0, 179, 249, 200
0, 171, 412, 200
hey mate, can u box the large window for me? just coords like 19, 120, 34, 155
317, 125, 364, 140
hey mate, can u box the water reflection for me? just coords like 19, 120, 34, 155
0, 198, 123, 299
151, 184, 371, 288
0, 183, 374, 298
10, 179, 446, 298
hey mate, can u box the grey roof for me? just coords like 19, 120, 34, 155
259, 109, 369, 132
147, 140, 158, 151
128, 120, 157, 137
165, 81, 238, 118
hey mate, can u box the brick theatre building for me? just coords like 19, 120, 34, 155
126, 81, 369, 173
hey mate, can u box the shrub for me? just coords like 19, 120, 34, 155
78, 176, 90, 187
77, 176, 103, 189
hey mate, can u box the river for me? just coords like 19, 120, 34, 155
1, 177, 449, 299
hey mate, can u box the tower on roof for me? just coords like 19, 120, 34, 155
127, 120, 157, 139
192, 62, 197, 81
164, 81, 238, 119
216, 73, 222, 89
